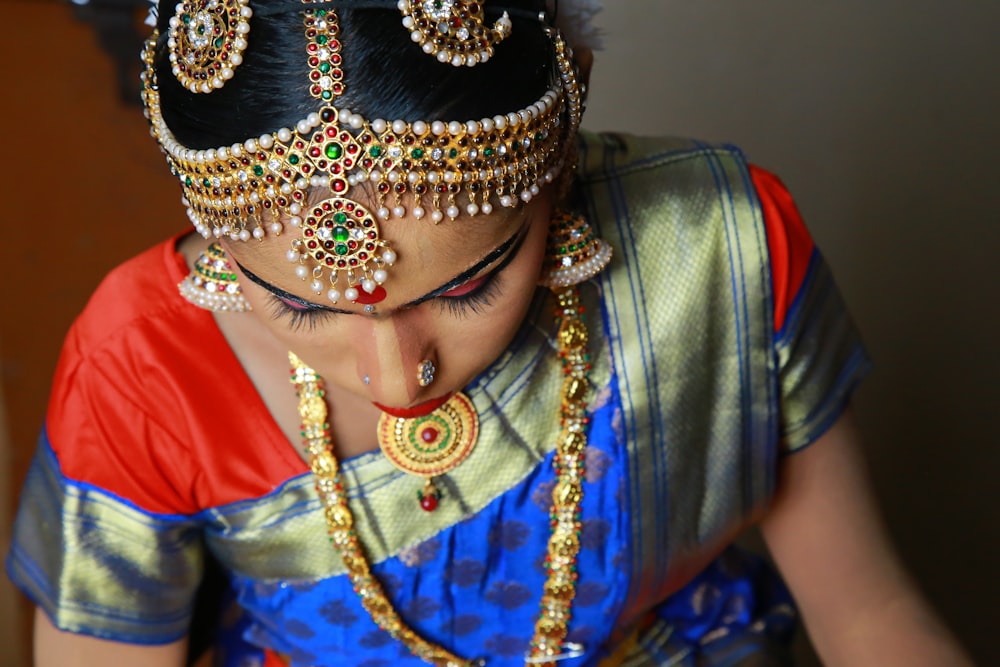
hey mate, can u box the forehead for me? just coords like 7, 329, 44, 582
224, 204, 528, 307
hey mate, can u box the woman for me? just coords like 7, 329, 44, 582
7, 0, 972, 665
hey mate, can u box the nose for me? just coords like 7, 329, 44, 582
351, 314, 430, 407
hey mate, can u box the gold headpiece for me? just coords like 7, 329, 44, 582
168, 0, 253, 93
143, 1, 581, 304
398, 0, 512, 66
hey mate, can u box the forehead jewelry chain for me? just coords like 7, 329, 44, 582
288, 285, 591, 666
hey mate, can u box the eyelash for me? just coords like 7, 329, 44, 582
266, 297, 334, 332
436, 272, 503, 318
265, 262, 507, 328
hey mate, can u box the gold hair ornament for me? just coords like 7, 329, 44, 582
144, 3, 582, 305
398, 0, 513, 67
168, 0, 252, 93
289, 281, 593, 666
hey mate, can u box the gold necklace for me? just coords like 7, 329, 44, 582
289, 286, 592, 667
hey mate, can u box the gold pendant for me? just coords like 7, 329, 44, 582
376, 392, 479, 510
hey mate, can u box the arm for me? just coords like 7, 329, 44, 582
34, 609, 188, 667
760, 411, 973, 666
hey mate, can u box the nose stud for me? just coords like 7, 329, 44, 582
417, 360, 436, 387
363, 375, 370, 385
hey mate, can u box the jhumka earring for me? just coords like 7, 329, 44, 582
168, 0, 253, 93
178, 242, 252, 312
539, 209, 613, 287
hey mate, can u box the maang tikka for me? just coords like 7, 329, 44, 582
144, 1, 583, 307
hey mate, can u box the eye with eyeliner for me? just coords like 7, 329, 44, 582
434, 227, 527, 317
267, 295, 333, 331
240, 221, 528, 326
436, 270, 504, 317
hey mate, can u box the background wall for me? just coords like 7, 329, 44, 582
584, 2, 999, 664
0, 1, 996, 665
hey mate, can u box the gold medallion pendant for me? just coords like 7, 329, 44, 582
376, 392, 480, 511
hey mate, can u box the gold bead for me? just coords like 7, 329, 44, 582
558, 318, 588, 348
554, 479, 582, 505
560, 431, 587, 456
325, 505, 353, 529
310, 454, 338, 477
299, 394, 327, 422
562, 375, 589, 402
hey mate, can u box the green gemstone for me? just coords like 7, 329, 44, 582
319, 62, 331, 73
333, 225, 350, 242
182, 13, 191, 24
202, 178, 211, 187
316, 9, 326, 16
325, 143, 343, 159
369, 146, 383, 158
185, 176, 193, 186
288, 154, 300, 165
535, 133, 544, 141
449, 148, 458, 158
483, 148, 494, 157
411, 148, 424, 159
316, 35, 328, 45
322, 91, 332, 100
253, 165, 264, 176
214, 37, 224, 48
334, 212, 348, 223
334, 243, 349, 256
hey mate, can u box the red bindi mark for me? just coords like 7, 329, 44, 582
355, 285, 387, 305
440, 274, 488, 298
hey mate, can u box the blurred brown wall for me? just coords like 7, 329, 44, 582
1, 2, 180, 663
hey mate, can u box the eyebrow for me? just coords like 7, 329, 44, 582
236, 223, 529, 316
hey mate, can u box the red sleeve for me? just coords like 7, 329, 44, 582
749, 165, 816, 333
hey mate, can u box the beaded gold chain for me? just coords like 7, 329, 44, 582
288, 285, 591, 667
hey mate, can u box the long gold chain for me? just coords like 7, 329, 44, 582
289, 285, 591, 667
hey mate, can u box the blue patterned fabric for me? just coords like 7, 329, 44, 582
213, 380, 629, 666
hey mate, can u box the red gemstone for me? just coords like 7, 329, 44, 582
420, 494, 438, 512
421, 427, 439, 444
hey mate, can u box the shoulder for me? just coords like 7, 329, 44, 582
45, 236, 229, 513
63, 236, 196, 360
576, 131, 750, 187
51, 236, 216, 422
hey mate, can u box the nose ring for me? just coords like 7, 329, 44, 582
417, 360, 436, 387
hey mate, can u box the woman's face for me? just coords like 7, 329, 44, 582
222, 192, 553, 411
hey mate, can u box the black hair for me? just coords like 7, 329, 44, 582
155, 1, 555, 150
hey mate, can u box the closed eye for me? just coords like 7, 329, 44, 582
267, 295, 334, 331
436, 271, 502, 317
